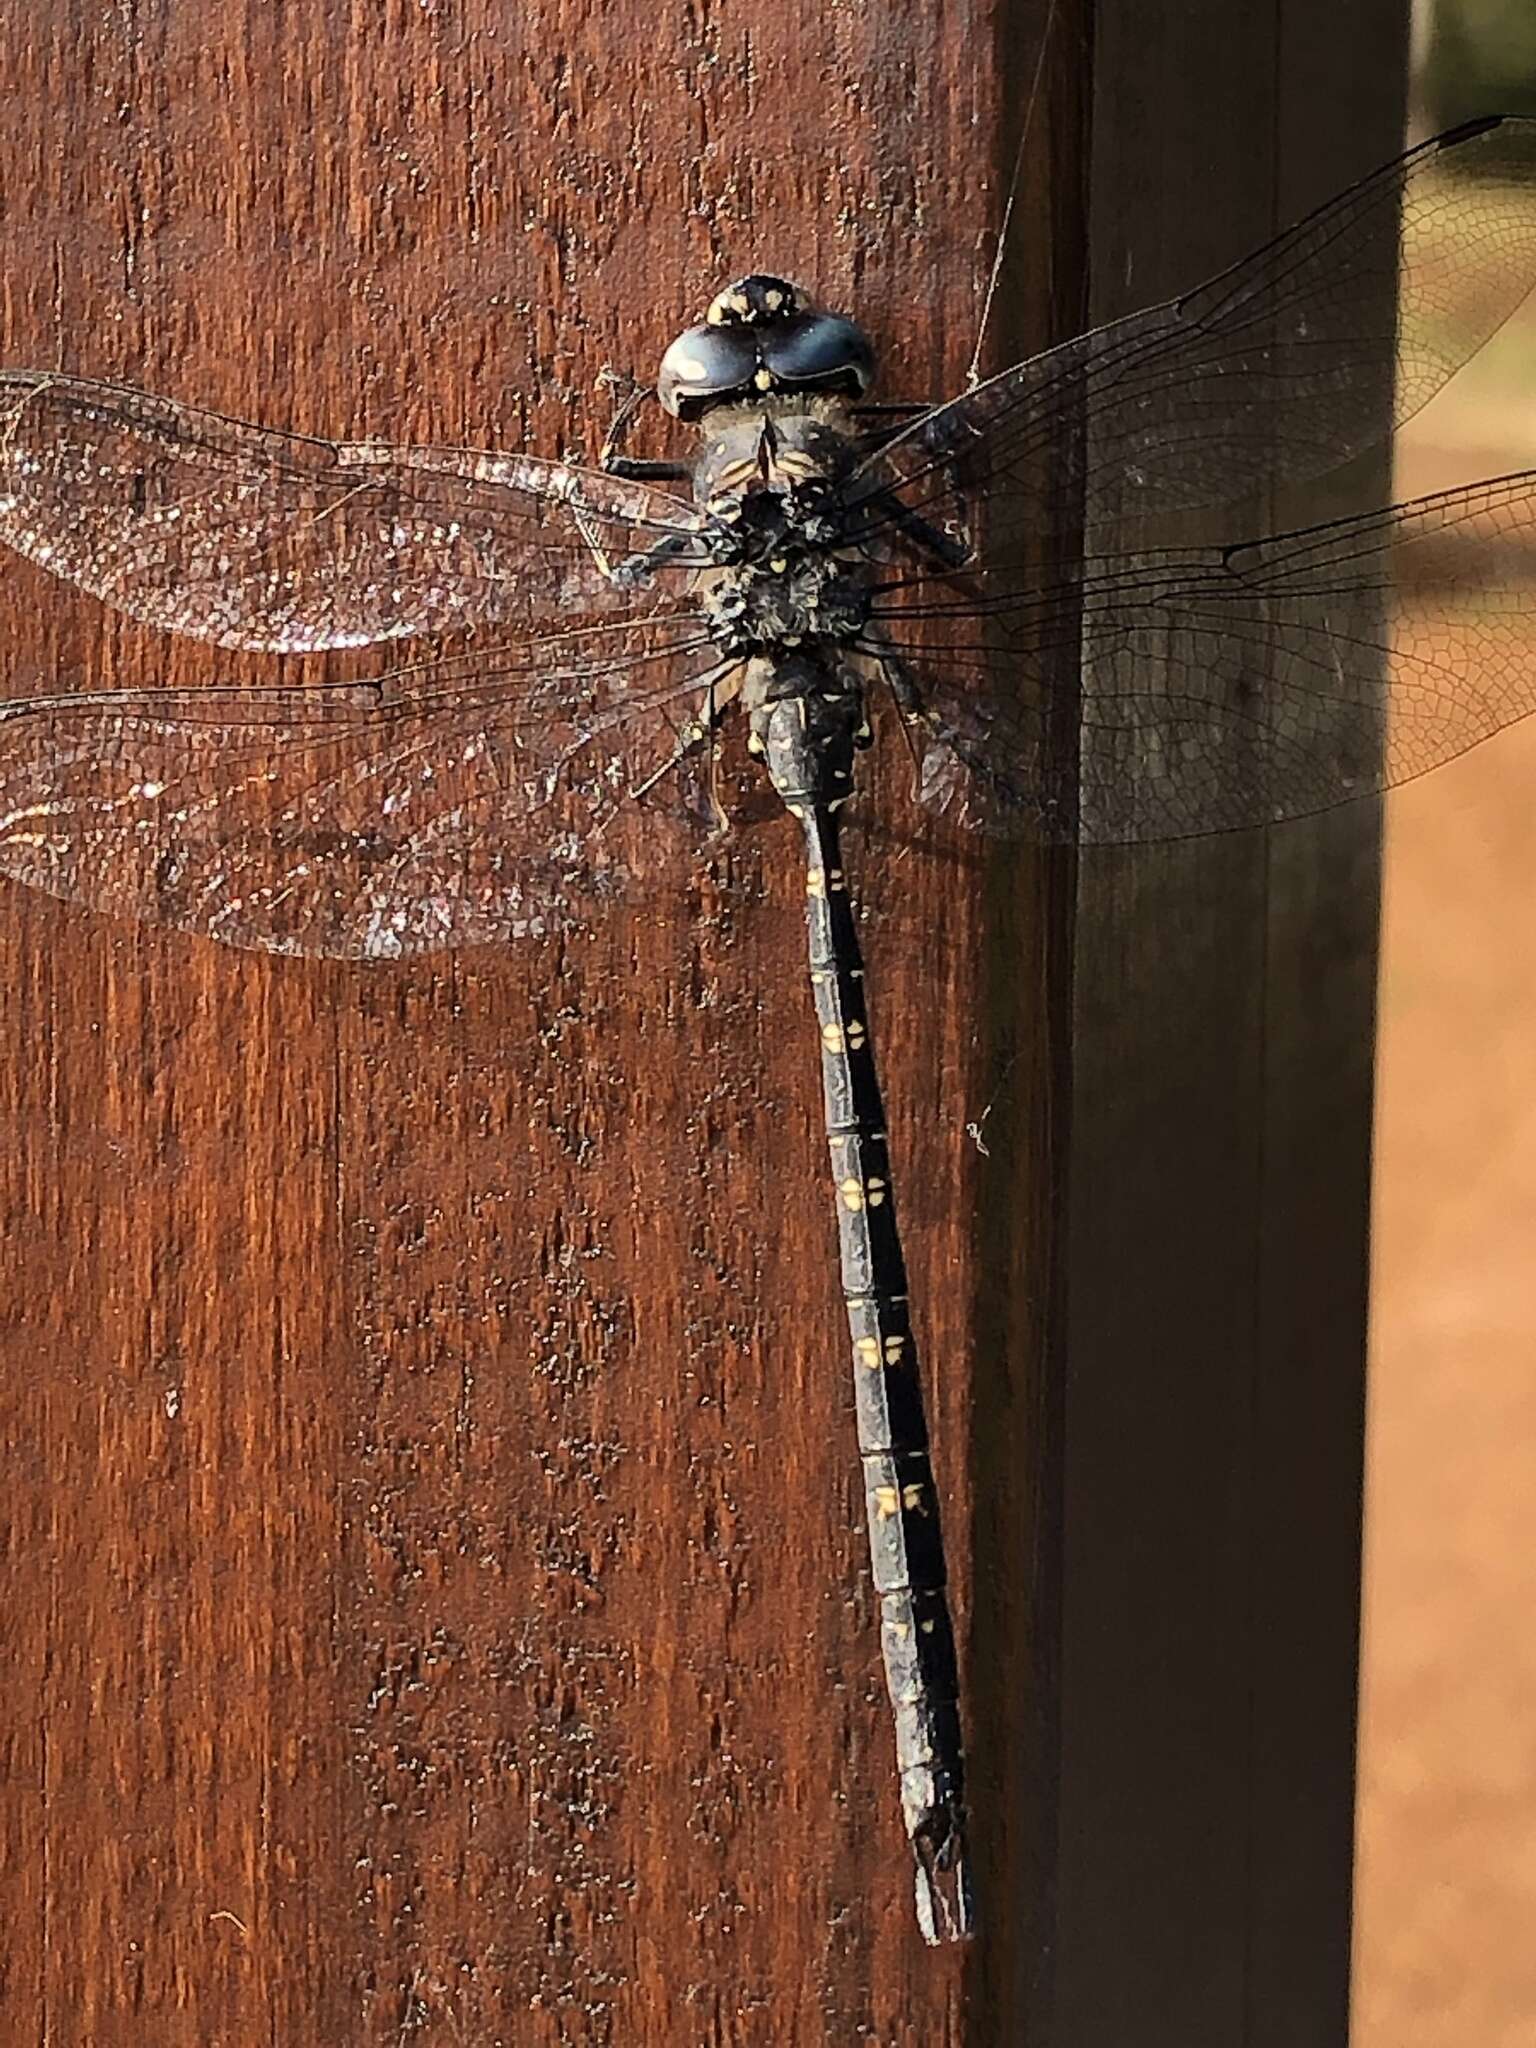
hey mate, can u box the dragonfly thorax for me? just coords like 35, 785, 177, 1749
693, 411, 873, 658
693, 402, 858, 508
706, 476, 842, 552
699, 546, 871, 658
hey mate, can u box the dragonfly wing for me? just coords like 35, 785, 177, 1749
850, 116, 1536, 556
0, 373, 706, 652
869, 470, 1536, 843
0, 616, 727, 953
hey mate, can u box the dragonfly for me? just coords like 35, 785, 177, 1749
2, 112, 1536, 1946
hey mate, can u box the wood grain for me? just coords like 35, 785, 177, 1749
0, 2, 1403, 2042
0, 4, 1078, 2042
1053, 10, 1407, 2046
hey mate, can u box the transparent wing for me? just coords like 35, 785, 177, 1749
867, 470, 1536, 843
0, 614, 727, 954
0, 372, 708, 651
849, 116, 1536, 555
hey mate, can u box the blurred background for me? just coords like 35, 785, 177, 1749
1355, 4, 1536, 2042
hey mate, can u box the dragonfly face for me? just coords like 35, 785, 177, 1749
656, 273, 877, 419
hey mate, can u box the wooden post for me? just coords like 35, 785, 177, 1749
1049, 11, 1409, 2047
0, 3, 1400, 2042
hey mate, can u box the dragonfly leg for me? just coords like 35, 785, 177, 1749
850, 400, 939, 419
851, 401, 943, 456
866, 644, 926, 720
859, 486, 972, 569
565, 496, 704, 592
862, 642, 988, 820
627, 664, 742, 827
597, 371, 692, 483
865, 642, 939, 768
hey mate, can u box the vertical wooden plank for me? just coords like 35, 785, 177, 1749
0, 2, 1414, 2040
0, 4, 1087, 2043
963, 15, 1092, 2041
1055, 7, 1406, 2045
1, 20, 359, 2045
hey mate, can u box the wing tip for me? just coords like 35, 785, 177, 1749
1435, 112, 1508, 152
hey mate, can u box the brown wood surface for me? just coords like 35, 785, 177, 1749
1055, 9, 1408, 2047
0, 5, 1078, 2044
0, 3, 1402, 2043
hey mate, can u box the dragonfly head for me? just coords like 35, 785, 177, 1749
704, 274, 804, 327
657, 275, 876, 420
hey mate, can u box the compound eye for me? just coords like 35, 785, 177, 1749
656, 324, 758, 418
762, 313, 875, 397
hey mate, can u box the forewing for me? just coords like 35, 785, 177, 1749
0, 614, 726, 954
850, 116, 1536, 554
870, 470, 1536, 843
0, 373, 706, 651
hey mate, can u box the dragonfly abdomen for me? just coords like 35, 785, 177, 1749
797, 800, 974, 1943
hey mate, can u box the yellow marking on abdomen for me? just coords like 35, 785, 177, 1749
855, 1332, 908, 1370
874, 1483, 928, 1521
